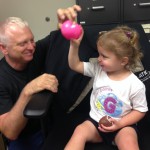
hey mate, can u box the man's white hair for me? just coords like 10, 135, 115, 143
0, 17, 29, 45
4, 17, 29, 28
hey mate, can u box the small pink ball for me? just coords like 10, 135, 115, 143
61, 20, 82, 40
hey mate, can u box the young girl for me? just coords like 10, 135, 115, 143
64, 26, 148, 150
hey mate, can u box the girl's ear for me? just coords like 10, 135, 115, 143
0, 43, 8, 55
121, 57, 129, 66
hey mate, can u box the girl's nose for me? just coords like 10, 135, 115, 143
98, 56, 102, 62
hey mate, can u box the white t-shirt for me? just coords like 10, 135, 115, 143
84, 61, 148, 123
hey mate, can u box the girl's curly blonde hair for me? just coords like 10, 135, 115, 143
97, 26, 143, 72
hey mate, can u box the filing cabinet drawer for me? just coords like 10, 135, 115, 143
124, 0, 150, 22
76, 0, 121, 25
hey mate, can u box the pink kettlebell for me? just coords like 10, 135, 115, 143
61, 20, 82, 40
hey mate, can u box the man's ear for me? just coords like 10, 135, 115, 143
0, 43, 8, 55
121, 57, 129, 66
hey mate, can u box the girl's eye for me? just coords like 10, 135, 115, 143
101, 54, 107, 58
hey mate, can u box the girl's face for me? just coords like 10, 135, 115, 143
97, 46, 127, 73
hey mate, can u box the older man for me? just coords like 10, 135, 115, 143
0, 5, 81, 150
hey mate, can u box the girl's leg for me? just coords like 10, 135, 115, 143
115, 126, 139, 150
64, 120, 102, 150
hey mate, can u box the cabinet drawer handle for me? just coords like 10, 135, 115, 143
92, 6, 105, 10
139, 2, 150, 7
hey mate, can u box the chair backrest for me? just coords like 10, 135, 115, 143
0, 133, 6, 150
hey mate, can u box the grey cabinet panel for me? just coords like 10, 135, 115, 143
76, 0, 121, 25
124, 0, 150, 23
76, 0, 150, 25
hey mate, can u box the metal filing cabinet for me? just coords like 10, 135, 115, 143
124, 0, 150, 23
76, 0, 121, 25
76, 0, 150, 25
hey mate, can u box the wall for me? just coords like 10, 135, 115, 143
0, 1, 149, 59
0, 0, 75, 58
142, 24, 150, 40
0, 0, 75, 41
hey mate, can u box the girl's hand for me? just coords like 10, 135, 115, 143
70, 27, 84, 48
98, 118, 121, 132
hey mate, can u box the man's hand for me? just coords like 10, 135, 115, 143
57, 5, 81, 29
24, 73, 58, 96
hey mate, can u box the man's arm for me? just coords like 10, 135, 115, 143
0, 73, 58, 140
29, 5, 82, 80
57, 5, 84, 74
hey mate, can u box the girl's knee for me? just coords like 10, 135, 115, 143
115, 127, 139, 149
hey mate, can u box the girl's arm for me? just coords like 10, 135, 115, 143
68, 28, 84, 74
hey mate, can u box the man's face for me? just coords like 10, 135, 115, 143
4, 25, 35, 66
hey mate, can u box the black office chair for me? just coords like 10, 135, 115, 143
0, 133, 7, 150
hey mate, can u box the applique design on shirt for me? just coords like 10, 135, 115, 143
94, 86, 123, 117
